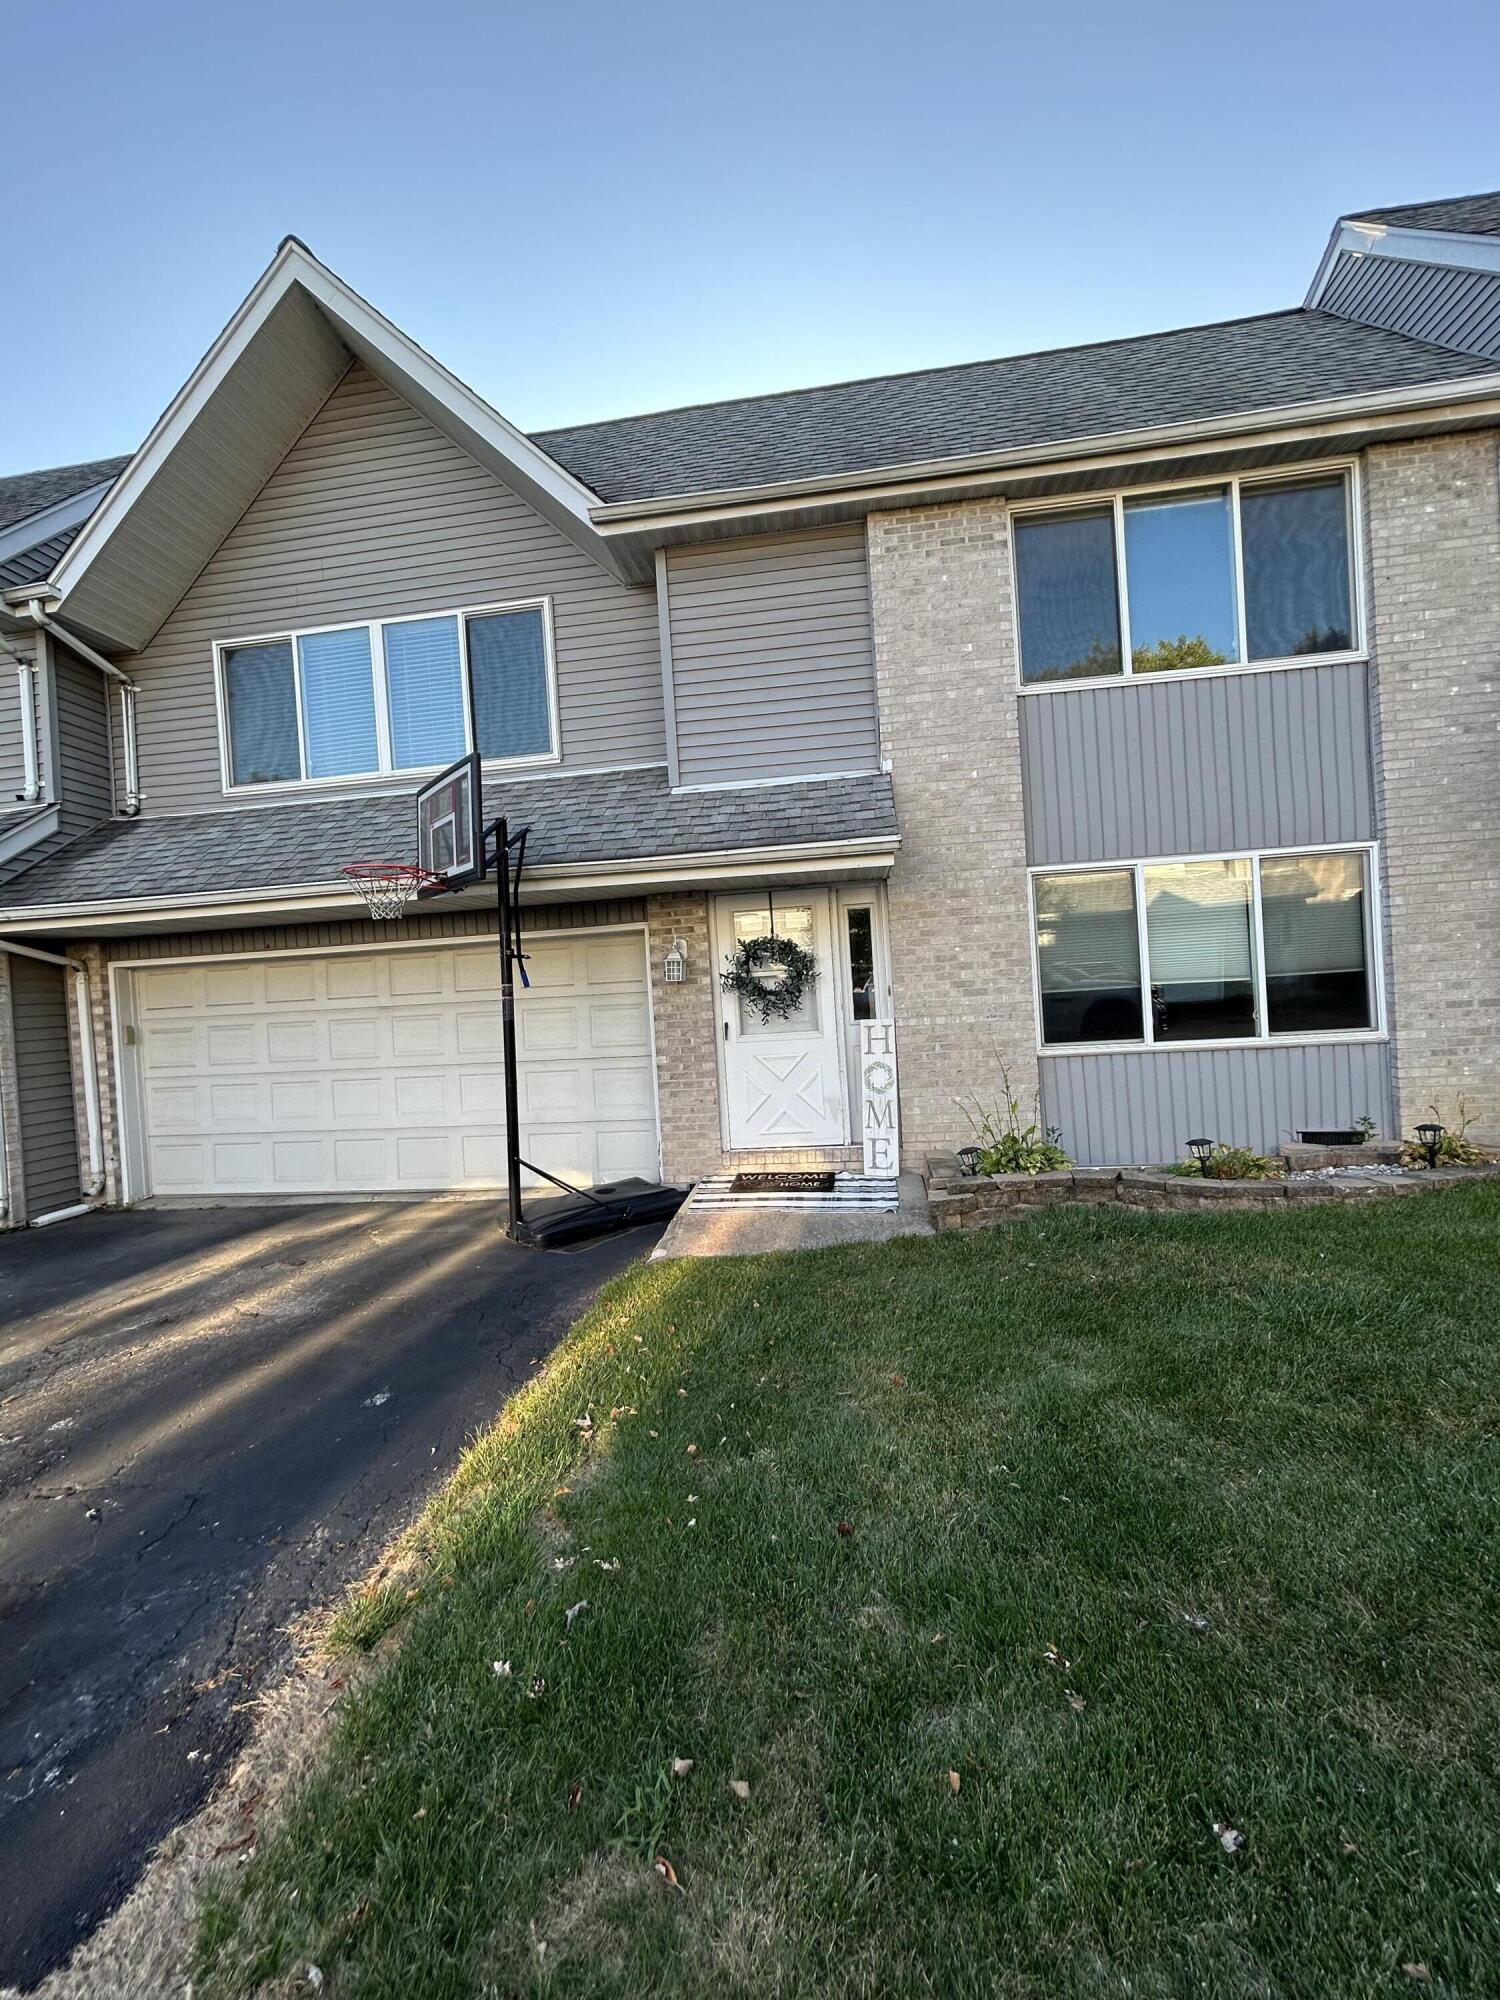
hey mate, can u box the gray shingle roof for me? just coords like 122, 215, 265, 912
0, 456, 129, 535
0, 768, 897, 910
1346, 192, 1500, 238
0, 524, 87, 591
531, 310, 1497, 504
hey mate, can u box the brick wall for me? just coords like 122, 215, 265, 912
866, 500, 1039, 1163
1366, 432, 1500, 1139
646, 891, 723, 1180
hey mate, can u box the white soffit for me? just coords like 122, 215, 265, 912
46, 242, 623, 652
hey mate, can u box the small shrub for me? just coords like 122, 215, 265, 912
1400, 1097, 1488, 1169
958, 1055, 1072, 1176
1168, 1144, 1283, 1181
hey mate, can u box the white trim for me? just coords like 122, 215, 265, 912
48, 241, 616, 621
1010, 460, 1364, 693
1306, 217, 1500, 307
670, 767, 883, 795
1028, 839, 1386, 1055
15, 654, 40, 802
107, 920, 658, 1206
213, 595, 562, 795
0, 479, 115, 567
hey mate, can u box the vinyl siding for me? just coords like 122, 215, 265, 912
1041, 1039, 1393, 1165
9, 952, 80, 1216
1020, 662, 1374, 865
102, 899, 647, 964
119, 363, 665, 813
1321, 250, 1500, 362
0, 635, 37, 802
53, 644, 113, 834
664, 525, 879, 787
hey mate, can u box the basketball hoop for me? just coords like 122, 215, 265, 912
341, 861, 438, 922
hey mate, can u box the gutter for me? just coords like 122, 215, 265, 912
586, 375, 1500, 531
0, 938, 106, 1207
16, 599, 141, 815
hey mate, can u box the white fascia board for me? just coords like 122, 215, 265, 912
0, 482, 115, 568
48, 241, 620, 610
0, 836, 899, 933
1306, 219, 1500, 305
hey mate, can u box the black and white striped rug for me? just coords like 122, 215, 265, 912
688, 1173, 900, 1213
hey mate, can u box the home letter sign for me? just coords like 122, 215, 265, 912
860, 1021, 900, 1178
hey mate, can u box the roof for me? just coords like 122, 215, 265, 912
0, 768, 897, 911
532, 310, 1499, 504
1346, 192, 1500, 238
0, 524, 87, 591
0, 456, 129, 536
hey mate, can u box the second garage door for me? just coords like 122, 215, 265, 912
128, 932, 657, 1196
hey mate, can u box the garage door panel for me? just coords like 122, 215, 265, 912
133, 935, 657, 1196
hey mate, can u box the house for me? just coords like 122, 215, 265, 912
2, 191, 1498, 1223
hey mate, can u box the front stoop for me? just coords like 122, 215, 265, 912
923, 1152, 1500, 1230
652, 1171, 933, 1259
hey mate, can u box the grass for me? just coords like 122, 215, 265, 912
193, 1188, 1500, 1998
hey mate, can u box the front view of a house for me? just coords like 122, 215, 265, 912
2, 192, 1499, 1222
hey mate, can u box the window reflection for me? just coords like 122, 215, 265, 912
1142, 859, 1255, 1041
1261, 851, 1372, 1033
1123, 489, 1239, 673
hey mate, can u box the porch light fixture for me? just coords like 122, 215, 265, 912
1187, 1136, 1215, 1175
663, 937, 689, 985
1414, 1121, 1444, 1170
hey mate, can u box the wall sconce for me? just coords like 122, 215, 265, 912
1414, 1121, 1444, 1170
1186, 1136, 1215, 1176
663, 937, 688, 985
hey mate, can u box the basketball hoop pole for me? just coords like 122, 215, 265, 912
493, 816, 526, 1241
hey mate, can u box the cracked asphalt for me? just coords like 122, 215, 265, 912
0, 1199, 661, 1991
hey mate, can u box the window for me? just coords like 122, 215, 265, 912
1032, 847, 1377, 1048
845, 906, 877, 1022
1014, 470, 1358, 686
218, 600, 557, 788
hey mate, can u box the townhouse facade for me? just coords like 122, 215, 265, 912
1, 191, 1498, 1223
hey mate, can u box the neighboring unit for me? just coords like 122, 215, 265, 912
3, 193, 1498, 1220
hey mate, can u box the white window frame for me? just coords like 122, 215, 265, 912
1028, 840, 1386, 1056
1011, 460, 1366, 695
213, 595, 562, 795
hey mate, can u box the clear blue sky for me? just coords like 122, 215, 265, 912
6, 0, 1499, 475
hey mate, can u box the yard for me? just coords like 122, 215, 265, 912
193, 1187, 1500, 1998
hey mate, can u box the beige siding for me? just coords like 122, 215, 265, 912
120, 364, 665, 812
664, 525, 880, 787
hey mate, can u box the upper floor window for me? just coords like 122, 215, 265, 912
218, 599, 558, 790
1014, 470, 1357, 686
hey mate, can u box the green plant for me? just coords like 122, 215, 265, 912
1167, 1144, 1283, 1181
959, 1056, 1072, 1175
611, 1764, 675, 1862
719, 934, 819, 1024
1401, 1097, 1488, 1169
1355, 1114, 1377, 1140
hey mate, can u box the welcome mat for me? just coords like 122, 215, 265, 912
730, 1171, 835, 1194
692, 1173, 900, 1213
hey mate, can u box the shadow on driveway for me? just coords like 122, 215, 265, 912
0, 1199, 660, 1991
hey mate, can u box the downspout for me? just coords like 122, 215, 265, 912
0, 938, 106, 1201
0, 638, 41, 802
18, 600, 141, 815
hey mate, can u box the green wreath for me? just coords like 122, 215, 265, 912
720, 934, 819, 1024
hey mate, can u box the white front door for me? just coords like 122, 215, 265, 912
713, 891, 848, 1149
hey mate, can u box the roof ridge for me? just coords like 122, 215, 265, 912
530, 309, 1314, 442
0, 452, 131, 486
1346, 188, 1500, 225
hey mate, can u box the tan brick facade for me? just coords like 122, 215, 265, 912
1365, 432, 1500, 1139
867, 500, 1038, 1164
646, 890, 724, 1180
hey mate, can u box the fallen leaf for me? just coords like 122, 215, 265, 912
686, 1443, 699, 1457
1066, 1690, 1087, 1712
655, 1854, 683, 1891
412, 1807, 427, 1820
528, 1675, 546, 1700
947, 1769, 961, 1795
1212, 1821, 1245, 1855
564, 1600, 589, 1629
728, 1778, 750, 1801
890, 1373, 907, 1387
1042, 1645, 1069, 1671
212, 1833, 256, 1858
672, 1757, 695, 1778
1183, 1611, 1210, 1634
492, 1660, 511, 1677
567, 1778, 584, 1812
836, 1522, 854, 1538
306, 1970, 324, 1994
1340, 1840, 1358, 1857
1121, 1858, 1145, 1875
1401, 1965, 1431, 1985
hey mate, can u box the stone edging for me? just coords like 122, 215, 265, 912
923, 1153, 1500, 1231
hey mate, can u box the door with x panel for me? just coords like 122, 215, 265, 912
713, 891, 848, 1149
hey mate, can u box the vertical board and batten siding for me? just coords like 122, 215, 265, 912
1321, 251, 1500, 363
118, 364, 665, 813
53, 645, 113, 834
664, 526, 880, 787
1041, 1041, 1393, 1166
1020, 662, 1374, 865
9, 952, 80, 1216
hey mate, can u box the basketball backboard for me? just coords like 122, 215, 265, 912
416, 752, 485, 887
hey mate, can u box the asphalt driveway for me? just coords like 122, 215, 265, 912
0, 1199, 661, 1992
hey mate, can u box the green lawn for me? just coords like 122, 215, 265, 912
195, 1188, 1500, 1999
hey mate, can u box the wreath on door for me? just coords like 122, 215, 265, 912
720, 934, 820, 1025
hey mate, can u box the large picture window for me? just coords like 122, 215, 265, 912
1033, 846, 1377, 1048
220, 599, 557, 789
1014, 470, 1358, 686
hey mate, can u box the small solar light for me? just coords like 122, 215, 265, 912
1187, 1136, 1215, 1176
663, 937, 688, 985
1415, 1121, 1444, 1170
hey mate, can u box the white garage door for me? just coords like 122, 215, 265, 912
129, 934, 658, 1196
